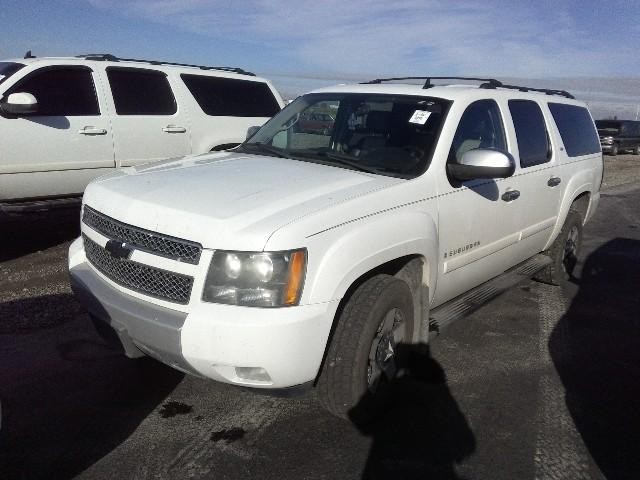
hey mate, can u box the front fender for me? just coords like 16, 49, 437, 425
301, 210, 439, 305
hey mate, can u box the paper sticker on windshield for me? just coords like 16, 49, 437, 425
409, 110, 431, 125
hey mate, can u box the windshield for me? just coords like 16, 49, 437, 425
237, 93, 450, 178
595, 120, 620, 135
0, 62, 25, 87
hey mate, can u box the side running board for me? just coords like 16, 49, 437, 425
429, 253, 552, 338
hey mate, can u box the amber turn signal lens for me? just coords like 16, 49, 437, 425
284, 250, 306, 305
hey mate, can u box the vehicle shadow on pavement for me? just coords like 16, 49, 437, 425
0, 208, 80, 262
349, 344, 475, 480
0, 293, 184, 480
0, 293, 84, 334
550, 238, 640, 479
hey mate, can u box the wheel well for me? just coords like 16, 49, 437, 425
211, 143, 240, 151
313, 255, 428, 385
571, 192, 590, 223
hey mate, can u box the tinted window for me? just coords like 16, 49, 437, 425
548, 103, 600, 157
181, 74, 280, 117
616, 121, 640, 137
595, 120, 620, 136
239, 93, 449, 179
7, 67, 99, 116
509, 100, 550, 167
0, 62, 25, 86
450, 99, 507, 162
107, 68, 176, 115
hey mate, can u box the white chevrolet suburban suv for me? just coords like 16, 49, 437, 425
68, 77, 602, 418
0, 53, 283, 214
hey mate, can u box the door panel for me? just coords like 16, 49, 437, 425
0, 66, 114, 199
434, 99, 525, 306
104, 67, 191, 167
435, 176, 524, 306
506, 100, 562, 259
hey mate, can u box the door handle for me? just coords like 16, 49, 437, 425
501, 189, 520, 202
547, 176, 562, 187
162, 125, 187, 133
78, 126, 107, 135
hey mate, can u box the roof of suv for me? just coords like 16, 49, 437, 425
309, 82, 583, 106
4, 54, 264, 82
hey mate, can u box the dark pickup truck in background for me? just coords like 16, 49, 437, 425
596, 119, 640, 155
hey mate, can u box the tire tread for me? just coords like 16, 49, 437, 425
317, 275, 406, 418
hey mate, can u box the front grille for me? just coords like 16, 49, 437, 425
83, 235, 194, 304
83, 206, 202, 264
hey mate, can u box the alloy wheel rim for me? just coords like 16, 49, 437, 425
367, 308, 406, 391
562, 225, 579, 274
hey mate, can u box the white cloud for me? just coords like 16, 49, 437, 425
86, 0, 639, 77
85, 0, 640, 117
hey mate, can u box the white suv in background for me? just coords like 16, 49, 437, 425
0, 53, 284, 213
69, 77, 602, 418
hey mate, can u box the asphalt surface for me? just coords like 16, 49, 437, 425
1, 157, 639, 480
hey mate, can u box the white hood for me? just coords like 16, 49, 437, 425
83, 152, 400, 250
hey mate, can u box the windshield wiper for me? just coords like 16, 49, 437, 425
297, 150, 382, 175
239, 142, 293, 159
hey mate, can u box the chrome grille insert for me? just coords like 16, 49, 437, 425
83, 235, 194, 304
83, 206, 202, 264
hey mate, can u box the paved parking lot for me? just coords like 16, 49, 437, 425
1, 157, 639, 480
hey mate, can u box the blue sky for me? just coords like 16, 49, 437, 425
1, 0, 639, 117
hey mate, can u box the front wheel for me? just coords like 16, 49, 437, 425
610, 144, 619, 156
535, 210, 583, 285
633, 145, 640, 155
316, 275, 414, 419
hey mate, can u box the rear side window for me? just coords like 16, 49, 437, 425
619, 122, 640, 137
548, 103, 600, 157
508, 100, 550, 168
7, 67, 99, 116
449, 99, 507, 163
181, 74, 280, 117
107, 67, 177, 115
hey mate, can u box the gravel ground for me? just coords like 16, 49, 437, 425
601, 154, 640, 189
0, 154, 639, 480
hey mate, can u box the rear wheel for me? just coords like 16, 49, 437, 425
534, 210, 583, 285
317, 275, 413, 419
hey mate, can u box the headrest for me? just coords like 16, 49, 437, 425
366, 111, 390, 132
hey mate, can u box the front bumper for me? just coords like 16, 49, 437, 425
69, 238, 339, 389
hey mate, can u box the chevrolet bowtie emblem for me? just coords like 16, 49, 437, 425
105, 239, 133, 260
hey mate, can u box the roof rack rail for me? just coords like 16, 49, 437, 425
361, 76, 574, 99
363, 76, 500, 89
75, 54, 255, 76
496, 82, 574, 99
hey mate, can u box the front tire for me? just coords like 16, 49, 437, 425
317, 275, 414, 419
535, 210, 583, 285
610, 144, 619, 156
633, 145, 640, 155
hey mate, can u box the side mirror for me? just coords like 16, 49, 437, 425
246, 125, 261, 140
447, 149, 515, 181
0, 92, 38, 115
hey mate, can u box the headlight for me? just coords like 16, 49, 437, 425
202, 249, 307, 307
600, 136, 613, 145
